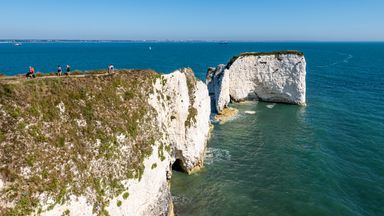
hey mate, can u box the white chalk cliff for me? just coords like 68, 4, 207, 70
207, 51, 306, 113
0, 69, 211, 216
48, 70, 210, 216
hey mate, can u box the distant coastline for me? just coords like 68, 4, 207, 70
1, 40, 383, 44
0, 39, 233, 44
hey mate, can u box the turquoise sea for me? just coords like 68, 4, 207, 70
1, 42, 383, 215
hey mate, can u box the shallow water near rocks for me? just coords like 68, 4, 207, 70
172, 99, 384, 216
1, 42, 383, 216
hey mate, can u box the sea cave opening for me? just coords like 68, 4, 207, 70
172, 159, 185, 173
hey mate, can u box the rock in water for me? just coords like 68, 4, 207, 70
214, 107, 239, 124
206, 64, 230, 114
207, 51, 306, 113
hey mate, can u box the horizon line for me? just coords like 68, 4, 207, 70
1, 39, 384, 43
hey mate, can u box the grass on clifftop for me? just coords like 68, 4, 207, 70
226, 50, 304, 69
0, 70, 162, 215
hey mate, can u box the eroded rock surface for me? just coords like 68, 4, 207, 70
207, 51, 306, 113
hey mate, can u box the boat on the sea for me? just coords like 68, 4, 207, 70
14, 43, 22, 46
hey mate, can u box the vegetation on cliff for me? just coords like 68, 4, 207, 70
181, 68, 198, 128
0, 70, 163, 215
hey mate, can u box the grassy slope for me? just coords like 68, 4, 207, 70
0, 70, 163, 215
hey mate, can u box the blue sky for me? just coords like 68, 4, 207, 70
0, 0, 383, 41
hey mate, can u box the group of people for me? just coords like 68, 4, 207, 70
26, 64, 115, 78
56, 65, 71, 76
26, 65, 71, 78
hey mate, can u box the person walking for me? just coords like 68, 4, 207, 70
65, 65, 71, 76
57, 65, 62, 76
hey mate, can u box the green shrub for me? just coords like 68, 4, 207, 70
151, 163, 157, 169
116, 200, 122, 207
62, 209, 70, 216
122, 192, 129, 200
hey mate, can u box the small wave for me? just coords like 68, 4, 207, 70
316, 61, 340, 68
205, 148, 231, 165
244, 110, 256, 115
316, 53, 353, 68
266, 103, 276, 109
343, 54, 353, 63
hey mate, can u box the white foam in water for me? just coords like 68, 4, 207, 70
244, 111, 256, 114
266, 103, 276, 109
205, 148, 231, 165
343, 54, 353, 63
316, 53, 353, 68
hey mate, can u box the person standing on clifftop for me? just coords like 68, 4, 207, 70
108, 64, 114, 74
57, 65, 62, 76
65, 65, 71, 76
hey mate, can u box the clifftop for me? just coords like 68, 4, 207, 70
226, 50, 304, 69
238, 50, 304, 56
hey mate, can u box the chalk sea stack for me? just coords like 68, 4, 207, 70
206, 51, 306, 114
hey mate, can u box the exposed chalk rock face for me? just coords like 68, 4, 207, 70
0, 69, 210, 216
38, 144, 174, 216
206, 65, 230, 114
149, 68, 211, 174
207, 51, 306, 113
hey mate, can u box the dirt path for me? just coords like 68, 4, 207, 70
0, 72, 112, 85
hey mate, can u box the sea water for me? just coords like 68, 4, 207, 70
1, 42, 383, 215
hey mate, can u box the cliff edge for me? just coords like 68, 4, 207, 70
0, 69, 210, 216
207, 51, 306, 113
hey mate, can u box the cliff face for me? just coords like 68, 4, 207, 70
206, 65, 230, 114
0, 69, 210, 216
207, 51, 306, 113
